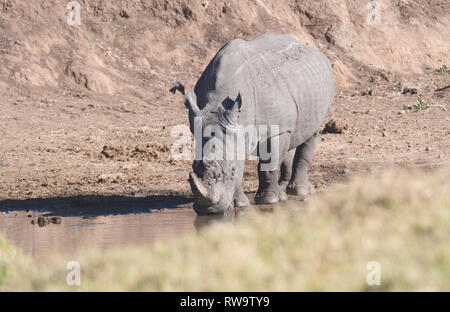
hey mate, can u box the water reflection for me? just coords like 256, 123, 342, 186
0, 194, 305, 258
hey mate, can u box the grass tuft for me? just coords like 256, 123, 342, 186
403, 97, 432, 113
435, 64, 449, 74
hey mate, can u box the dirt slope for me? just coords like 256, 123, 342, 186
1, 0, 449, 93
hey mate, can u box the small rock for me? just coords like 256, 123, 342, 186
321, 119, 348, 134
402, 87, 417, 95
35, 216, 62, 227
135, 145, 146, 153
37, 216, 48, 227
361, 88, 372, 96
120, 10, 129, 18
51, 217, 62, 224
97, 174, 108, 183
137, 126, 148, 134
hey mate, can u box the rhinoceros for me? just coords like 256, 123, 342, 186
183, 33, 334, 214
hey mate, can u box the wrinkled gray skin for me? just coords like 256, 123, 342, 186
185, 33, 334, 214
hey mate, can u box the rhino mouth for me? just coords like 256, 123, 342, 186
193, 202, 233, 215
189, 171, 233, 215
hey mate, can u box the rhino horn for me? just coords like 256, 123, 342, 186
184, 90, 200, 115
189, 172, 220, 205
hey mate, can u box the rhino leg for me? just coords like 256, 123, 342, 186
278, 149, 295, 190
286, 133, 317, 197
254, 133, 290, 205
233, 184, 250, 208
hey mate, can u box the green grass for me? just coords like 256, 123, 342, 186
435, 64, 449, 74
403, 97, 432, 113
1, 168, 450, 291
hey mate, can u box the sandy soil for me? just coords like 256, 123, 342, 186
0, 0, 449, 205
1, 70, 448, 203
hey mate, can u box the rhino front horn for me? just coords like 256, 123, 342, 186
189, 172, 219, 206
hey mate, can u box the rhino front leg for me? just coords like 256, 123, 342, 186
278, 149, 295, 190
254, 133, 290, 204
233, 184, 250, 207
286, 133, 317, 197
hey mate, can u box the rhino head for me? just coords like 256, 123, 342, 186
185, 90, 245, 215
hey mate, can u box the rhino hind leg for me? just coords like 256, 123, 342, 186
278, 149, 295, 190
286, 133, 317, 198
254, 133, 290, 205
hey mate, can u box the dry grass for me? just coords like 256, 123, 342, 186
1, 168, 449, 291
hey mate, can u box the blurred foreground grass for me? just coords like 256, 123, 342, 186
1, 168, 449, 291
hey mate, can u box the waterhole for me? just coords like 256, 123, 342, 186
0, 194, 304, 258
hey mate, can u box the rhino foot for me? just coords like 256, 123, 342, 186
286, 181, 315, 198
254, 189, 287, 205
278, 180, 289, 190
234, 190, 250, 208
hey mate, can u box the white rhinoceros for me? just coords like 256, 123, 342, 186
183, 33, 334, 214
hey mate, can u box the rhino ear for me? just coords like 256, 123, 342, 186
184, 90, 200, 115
222, 92, 242, 114
220, 93, 242, 126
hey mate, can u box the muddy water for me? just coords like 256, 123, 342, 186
0, 195, 199, 258
0, 208, 199, 258
0, 194, 302, 258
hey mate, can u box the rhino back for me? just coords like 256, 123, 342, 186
195, 33, 334, 147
